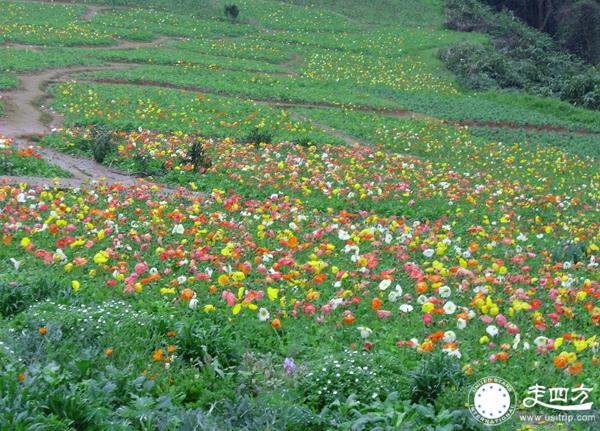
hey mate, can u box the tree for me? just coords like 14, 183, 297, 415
557, 1, 600, 64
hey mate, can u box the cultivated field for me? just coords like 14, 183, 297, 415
0, 0, 598, 430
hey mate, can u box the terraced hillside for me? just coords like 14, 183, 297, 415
0, 0, 598, 430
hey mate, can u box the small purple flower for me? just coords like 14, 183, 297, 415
283, 357, 296, 376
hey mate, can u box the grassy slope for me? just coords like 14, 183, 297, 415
0, 2, 599, 431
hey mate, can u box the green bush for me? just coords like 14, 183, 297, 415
174, 317, 242, 368
244, 127, 273, 146
299, 349, 404, 409
88, 124, 115, 163
188, 138, 212, 172
441, 0, 600, 110
323, 393, 483, 431
408, 353, 465, 405
0, 278, 65, 318
224, 4, 240, 20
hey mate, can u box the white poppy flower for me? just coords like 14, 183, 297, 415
379, 279, 392, 290
486, 325, 499, 337
357, 326, 372, 338
443, 301, 457, 314
171, 224, 185, 234
399, 304, 414, 313
439, 285, 451, 298
443, 331, 456, 343
258, 308, 270, 321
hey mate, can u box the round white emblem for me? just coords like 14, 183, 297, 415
469, 376, 517, 426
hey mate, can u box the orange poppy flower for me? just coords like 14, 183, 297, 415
496, 352, 509, 361
180, 288, 195, 301
152, 349, 164, 362
567, 362, 583, 375
271, 318, 282, 329
371, 297, 382, 311
415, 281, 428, 294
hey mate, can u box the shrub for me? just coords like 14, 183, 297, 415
299, 349, 403, 410
88, 124, 115, 163
561, 71, 600, 110
174, 318, 241, 368
224, 4, 240, 20
296, 137, 314, 148
324, 393, 483, 431
131, 153, 166, 177
441, 0, 600, 110
408, 353, 465, 405
0, 278, 64, 318
188, 138, 212, 172
244, 127, 273, 147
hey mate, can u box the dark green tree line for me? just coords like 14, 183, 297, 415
481, 0, 600, 64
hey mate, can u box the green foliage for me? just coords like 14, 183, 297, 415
224, 4, 240, 20
556, 1, 600, 65
244, 127, 273, 146
174, 317, 242, 368
0, 146, 71, 178
188, 138, 212, 172
86, 124, 115, 163
299, 349, 404, 409
442, 0, 600, 110
324, 393, 483, 431
0, 278, 65, 318
551, 240, 591, 264
408, 353, 465, 405
0, 72, 19, 91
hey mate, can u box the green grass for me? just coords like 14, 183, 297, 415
285, 0, 446, 27
0, 47, 104, 72
84, 64, 396, 108
0, 1, 114, 46
49, 81, 344, 144
469, 127, 600, 160
87, 8, 257, 39
0, 72, 19, 90
82, 47, 288, 73
0, 148, 72, 177
368, 87, 600, 132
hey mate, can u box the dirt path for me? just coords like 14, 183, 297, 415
1, 138, 205, 196
290, 112, 370, 147
0, 64, 134, 137
81, 5, 107, 21
279, 54, 301, 76
0, 34, 205, 195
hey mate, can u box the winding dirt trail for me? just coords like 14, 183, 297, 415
0, 64, 133, 137
0, 27, 202, 194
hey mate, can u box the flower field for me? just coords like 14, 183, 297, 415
0, 0, 598, 429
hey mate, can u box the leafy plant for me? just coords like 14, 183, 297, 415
442, 0, 600, 110
299, 349, 403, 409
224, 4, 240, 20
324, 393, 483, 431
188, 138, 212, 172
175, 318, 241, 369
88, 124, 115, 163
408, 353, 465, 405
244, 127, 273, 147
